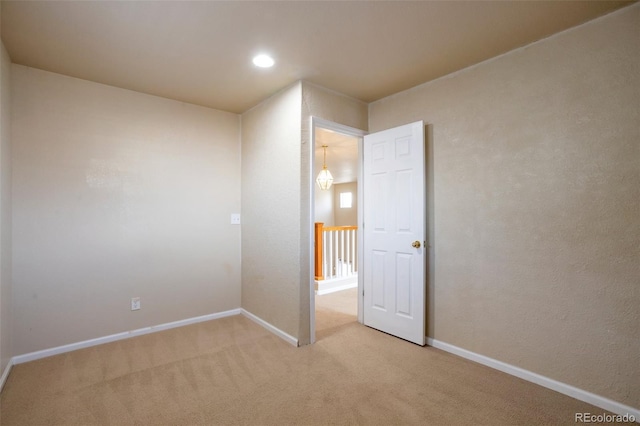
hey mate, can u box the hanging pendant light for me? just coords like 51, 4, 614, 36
316, 145, 334, 190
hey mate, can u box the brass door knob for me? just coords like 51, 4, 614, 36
412, 241, 421, 248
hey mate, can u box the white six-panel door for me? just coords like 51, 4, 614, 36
363, 121, 426, 345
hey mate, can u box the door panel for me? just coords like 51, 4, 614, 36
363, 121, 426, 345
395, 252, 413, 317
372, 251, 386, 309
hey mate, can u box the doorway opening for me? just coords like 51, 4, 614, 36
309, 118, 366, 343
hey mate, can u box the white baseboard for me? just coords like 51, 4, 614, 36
0, 358, 14, 393
12, 308, 242, 365
241, 309, 298, 347
426, 338, 639, 420
4, 308, 297, 391
316, 281, 358, 296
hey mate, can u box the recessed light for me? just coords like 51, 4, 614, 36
252, 54, 275, 68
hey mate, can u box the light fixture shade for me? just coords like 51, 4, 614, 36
316, 167, 334, 190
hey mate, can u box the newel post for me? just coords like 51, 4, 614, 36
314, 222, 324, 281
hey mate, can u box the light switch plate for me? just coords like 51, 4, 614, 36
230, 213, 241, 225
131, 297, 141, 311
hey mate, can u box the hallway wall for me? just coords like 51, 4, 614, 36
241, 83, 303, 340
333, 182, 357, 226
300, 82, 368, 344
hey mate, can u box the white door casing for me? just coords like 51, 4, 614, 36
363, 121, 426, 345
309, 117, 367, 344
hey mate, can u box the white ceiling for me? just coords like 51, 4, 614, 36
1, 1, 632, 114
315, 128, 359, 184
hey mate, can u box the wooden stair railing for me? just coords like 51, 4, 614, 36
314, 222, 358, 281
314, 222, 324, 280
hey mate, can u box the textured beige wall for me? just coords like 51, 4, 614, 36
314, 185, 334, 227
333, 182, 357, 226
369, 5, 639, 407
241, 82, 367, 344
11, 66, 241, 355
0, 41, 12, 372
241, 83, 303, 339
300, 82, 368, 343
302, 82, 369, 134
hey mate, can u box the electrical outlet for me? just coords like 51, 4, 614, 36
131, 297, 141, 311
230, 213, 241, 225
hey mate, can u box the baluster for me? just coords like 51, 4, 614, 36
339, 230, 343, 277
352, 229, 355, 274
349, 229, 354, 275
318, 227, 360, 280
336, 230, 340, 278
327, 230, 331, 278
323, 231, 327, 279
353, 229, 357, 273
345, 230, 350, 276
333, 231, 340, 277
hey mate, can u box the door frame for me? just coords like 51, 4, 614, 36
309, 117, 367, 344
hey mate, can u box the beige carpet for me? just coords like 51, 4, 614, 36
0, 292, 616, 425
315, 287, 358, 341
